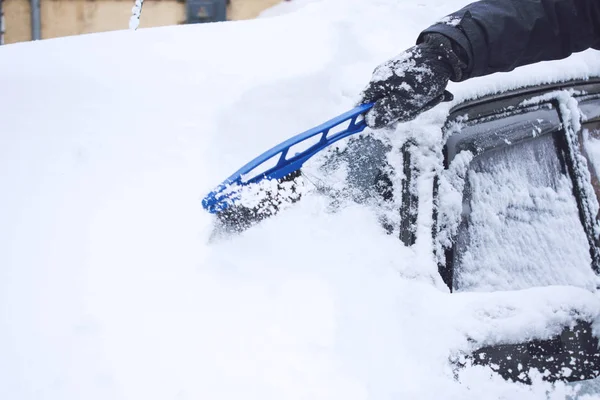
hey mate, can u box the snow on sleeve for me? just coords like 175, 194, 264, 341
438, 16, 462, 27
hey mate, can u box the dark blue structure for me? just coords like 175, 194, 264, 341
186, 0, 227, 24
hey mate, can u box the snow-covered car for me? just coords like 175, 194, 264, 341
405, 79, 600, 383
308, 78, 600, 385
2, 0, 600, 398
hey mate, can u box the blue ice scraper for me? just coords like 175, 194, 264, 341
202, 104, 373, 230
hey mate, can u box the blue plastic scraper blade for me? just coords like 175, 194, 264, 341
202, 103, 373, 226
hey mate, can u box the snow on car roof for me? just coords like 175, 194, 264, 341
0, 0, 599, 398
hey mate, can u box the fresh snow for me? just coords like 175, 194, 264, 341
1, 0, 600, 399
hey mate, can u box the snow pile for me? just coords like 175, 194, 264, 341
1, 0, 600, 399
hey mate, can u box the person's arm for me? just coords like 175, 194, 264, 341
420, 0, 600, 81
360, 0, 600, 128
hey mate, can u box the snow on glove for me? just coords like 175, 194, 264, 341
359, 34, 466, 129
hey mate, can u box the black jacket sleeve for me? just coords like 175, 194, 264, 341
418, 0, 600, 81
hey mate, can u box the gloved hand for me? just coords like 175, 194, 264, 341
359, 33, 466, 129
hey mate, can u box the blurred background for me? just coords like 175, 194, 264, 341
0, 0, 291, 44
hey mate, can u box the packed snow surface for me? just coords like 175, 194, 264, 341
2, 0, 600, 399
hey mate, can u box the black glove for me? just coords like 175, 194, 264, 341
359, 34, 466, 129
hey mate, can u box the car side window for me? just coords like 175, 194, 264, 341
448, 108, 596, 292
